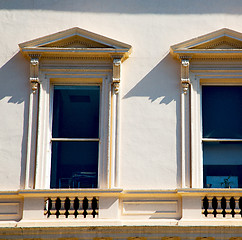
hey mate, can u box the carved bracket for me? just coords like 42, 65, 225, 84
112, 59, 121, 94
30, 57, 40, 94
181, 59, 190, 95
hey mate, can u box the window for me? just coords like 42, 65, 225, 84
170, 28, 242, 188
50, 85, 100, 188
202, 86, 242, 188
19, 27, 131, 189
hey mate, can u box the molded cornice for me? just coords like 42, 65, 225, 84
170, 28, 242, 60
19, 27, 132, 61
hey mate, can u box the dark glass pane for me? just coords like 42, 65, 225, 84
202, 86, 242, 138
52, 86, 100, 138
50, 141, 98, 188
203, 142, 242, 188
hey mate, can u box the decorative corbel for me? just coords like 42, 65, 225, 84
30, 57, 40, 94
112, 59, 121, 94
181, 58, 190, 95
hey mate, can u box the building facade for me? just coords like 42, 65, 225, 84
1, 1, 242, 239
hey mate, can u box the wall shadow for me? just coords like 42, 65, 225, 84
0, 51, 182, 188
124, 53, 181, 186
0, 0, 241, 14
124, 54, 179, 104
0, 52, 29, 189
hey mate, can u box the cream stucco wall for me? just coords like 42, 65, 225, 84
0, 0, 242, 190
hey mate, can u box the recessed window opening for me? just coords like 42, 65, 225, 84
202, 86, 242, 188
50, 85, 100, 188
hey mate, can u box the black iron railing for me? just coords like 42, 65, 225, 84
202, 196, 242, 218
45, 196, 98, 218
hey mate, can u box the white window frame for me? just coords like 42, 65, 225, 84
49, 83, 102, 188
19, 28, 131, 190
170, 28, 242, 189
32, 66, 114, 190
190, 72, 242, 188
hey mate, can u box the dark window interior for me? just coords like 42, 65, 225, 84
50, 86, 100, 188
203, 86, 242, 188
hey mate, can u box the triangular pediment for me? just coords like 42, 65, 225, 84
41, 35, 111, 48
19, 27, 132, 61
190, 36, 242, 50
170, 28, 242, 59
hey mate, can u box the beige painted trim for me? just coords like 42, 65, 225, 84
178, 188, 242, 197
200, 78, 242, 85
190, 71, 242, 188
121, 200, 179, 216
2, 188, 242, 198
35, 73, 109, 189
180, 86, 190, 188
50, 77, 102, 84
170, 28, 242, 60
19, 27, 132, 61
19, 27, 131, 49
20, 29, 131, 191
171, 29, 242, 190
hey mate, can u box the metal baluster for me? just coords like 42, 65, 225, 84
225, 197, 232, 218
212, 197, 218, 217
216, 196, 223, 218
58, 197, 66, 218
230, 197, 235, 218
45, 198, 52, 218
55, 197, 61, 218
48, 198, 56, 219
74, 197, 79, 218
77, 197, 84, 219
92, 197, 98, 218
64, 197, 70, 218
83, 197, 88, 218
68, 197, 75, 219
86, 197, 93, 219
221, 197, 226, 217
234, 196, 241, 218
207, 196, 214, 218
202, 197, 208, 217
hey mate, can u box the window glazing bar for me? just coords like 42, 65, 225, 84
202, 138, 242, 142
51, 138, 99, 142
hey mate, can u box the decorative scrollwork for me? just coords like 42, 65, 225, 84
30, 58, 40, 94
181, 59, 190, 95
30, 78, 40, 94
113, 82, 120, 94
112, 59, 121, 94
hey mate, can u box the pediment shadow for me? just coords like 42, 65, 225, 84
123, 53, 181, 187
0, 51, 182, 189
0, 52, 29, 189
124, 53, 180, 104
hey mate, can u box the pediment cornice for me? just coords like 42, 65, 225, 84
170, 28, 242, 60
19, 27, 132, 61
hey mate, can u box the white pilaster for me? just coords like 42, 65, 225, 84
25, 57, 40, 189
110, 59, 122, 188
180, 58, 191, 188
